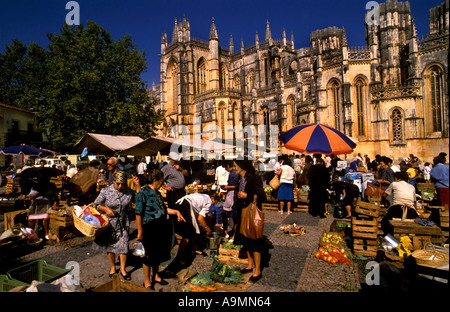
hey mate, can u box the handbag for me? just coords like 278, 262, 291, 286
269, 174, 281, 190
364, 182, 383, 198
240, 200, 265, 240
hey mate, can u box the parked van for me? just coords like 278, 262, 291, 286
34, 158, 65, 170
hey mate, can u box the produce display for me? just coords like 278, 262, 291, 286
188, 260, 244, 287
222, 242, 243, 250
315, 246, 352, 265
421, 191, 435, 201
320, 231, 345, 248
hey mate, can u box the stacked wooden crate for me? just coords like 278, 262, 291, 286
294, 189, 309, 212
352, 200, 380, 257
5, 178, 21, 195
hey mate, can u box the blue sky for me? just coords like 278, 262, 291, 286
0, 0, 443, 87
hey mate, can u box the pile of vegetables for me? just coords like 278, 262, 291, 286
421, 191, 435, 201
315, 246, 351, 264
189, 260, 244, 286
321, 232, 344, 245
222, 242, 243, 250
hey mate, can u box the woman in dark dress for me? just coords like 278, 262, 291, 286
233, 159, 266, 282
307, 157, 330, 218
135, 169, 185, 289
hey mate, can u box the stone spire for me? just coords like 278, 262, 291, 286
209, 17, 218, 40
229, 34, 234, 54
282, 27, 286, 46
161, 31, 167, 54
265, 20, 272, 44
171, 18, 178, 43
255, 31, 259, 49
241, 38, 245, 55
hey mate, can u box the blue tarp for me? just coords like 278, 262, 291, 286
0, 145, 54, 155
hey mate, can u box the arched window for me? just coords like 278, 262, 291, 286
231, 102, 239, 142
286, 96, 296, 130
248, 70, 255, 91
218, 102, 226, 140
328, 79, 341, 131
355, 78, 366, 136
234, 74, 241, 90
391, 108, 403, 143
261, 54, 269, 87
219, 64, 227, 90
167, 59, 178, 113
197, 58, 207, 94
424, 65, 444, 133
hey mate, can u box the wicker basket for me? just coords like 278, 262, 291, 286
72, 203, 109, 237
411, 243, 449, 268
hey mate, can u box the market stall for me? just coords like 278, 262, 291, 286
71, 133, 144, 155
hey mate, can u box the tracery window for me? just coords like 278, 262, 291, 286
355, 78, 366, 136
248, 70, 255, 91
391, 109, 403, 143
286, 96, 296, 130
234, 75, 241, 90
197, 58, 207, 94
328, 79, 341, 131
220, 64, 227, 90
430, 66, 442, 132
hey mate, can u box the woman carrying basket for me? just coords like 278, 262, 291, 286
92, 171, 137, 281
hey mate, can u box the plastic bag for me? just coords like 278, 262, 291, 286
82, 214, 101, 227
240, 202, 264, 240
133, 242, 146, 257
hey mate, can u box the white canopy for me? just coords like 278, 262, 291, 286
120, 136, 235, 157
72, 133, 144, 154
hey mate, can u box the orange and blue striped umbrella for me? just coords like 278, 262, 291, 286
279, 123, 357, 155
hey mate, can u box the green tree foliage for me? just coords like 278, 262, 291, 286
0, 21, 161, 152
0, 40, 48, 110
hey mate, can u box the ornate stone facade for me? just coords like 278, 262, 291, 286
152, 0, 448, 160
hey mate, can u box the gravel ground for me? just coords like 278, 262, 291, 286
2, 209, 362, 293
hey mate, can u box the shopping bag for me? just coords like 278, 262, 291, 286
240, 201, 264, 240
364, 182, 383, 198
269, 175, 281, 190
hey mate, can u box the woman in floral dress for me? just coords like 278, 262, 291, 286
92, 171, 136, 280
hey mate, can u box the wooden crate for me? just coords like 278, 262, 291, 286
5, 178, 21, 195
49, 214, 74, 227
48, 224, 80, 243
417, 182, 435, 192
262, 203, 278, 210
352, 215, 378, 257
389, 220, 444, 246
218, 246, 248, 264
352, 216, 378, 240
50, 177, 63, 189
4, 209, 28, 231
353, 237, 378, 257
294, 204, 308, 212
296, 190, 309, 203
439, 209, 449, 228
89, 274, 159, 292
354, 200, 380, 218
